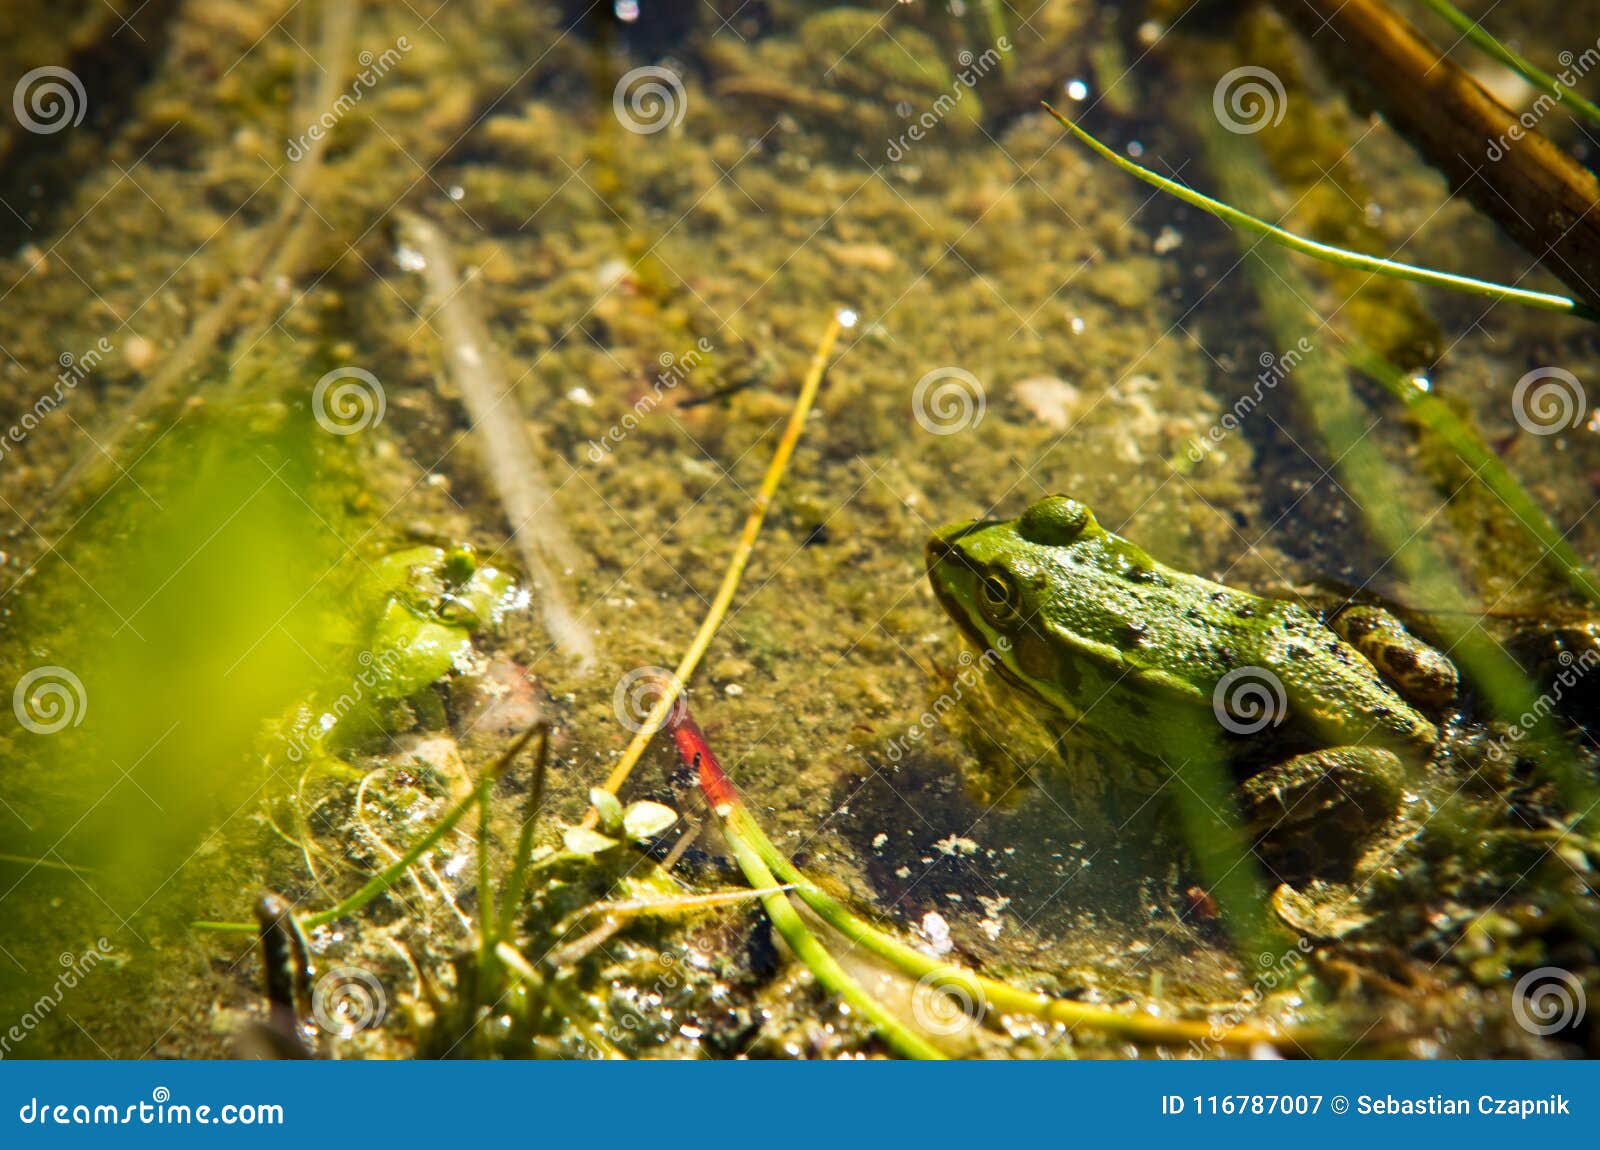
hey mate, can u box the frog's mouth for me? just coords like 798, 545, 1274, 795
925, 523, 1041, 700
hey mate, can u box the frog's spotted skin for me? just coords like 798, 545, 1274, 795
925, 495, 1448, 851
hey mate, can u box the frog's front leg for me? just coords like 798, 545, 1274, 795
1239, 747, 1405, 848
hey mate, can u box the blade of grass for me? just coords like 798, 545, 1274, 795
496, 725, 551, 939
719, 801, 948, 1059
1195, 109, 1600, 817
193, 725, 543, 934
672, 706, 1325, 1053
585, 310, 849, 818
1415, 0, 1600, 131
1042, 103, 1597, 321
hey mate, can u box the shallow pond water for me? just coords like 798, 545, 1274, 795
1, 0, 1597, 1058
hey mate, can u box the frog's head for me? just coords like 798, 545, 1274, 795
925, 495, 1104, 711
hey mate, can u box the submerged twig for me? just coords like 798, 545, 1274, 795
1194, 111, 1600, 817
397, 212, 596, 671
1042, 103, 1597, 321
1271, 0, 1600, 312
43, 0, 363, 514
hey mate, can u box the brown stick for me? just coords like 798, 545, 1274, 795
1275, 0, 1600, 311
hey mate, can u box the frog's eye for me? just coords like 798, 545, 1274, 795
1019, 495, 1093, 547
977, 572, 1022, 628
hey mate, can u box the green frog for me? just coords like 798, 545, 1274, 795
925, 494, 1458, 856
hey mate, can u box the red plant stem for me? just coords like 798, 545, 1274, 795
665, 704, 737, 812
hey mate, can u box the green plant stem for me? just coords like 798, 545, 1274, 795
1415, 0, 1600, 130
1042, 103, 1598, 321
496, 726, 551, 940
585, 311, 844, 818
680, 710, 1310, 1052
192, 726, 542, 935
726, 804, 1286, 1051
717, 802, 948, 1061
1339, 336, 1600, 607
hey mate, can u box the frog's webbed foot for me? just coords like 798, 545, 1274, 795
1240, 747, 1404, 872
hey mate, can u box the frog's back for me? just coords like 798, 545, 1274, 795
1048, 554, 1435, 759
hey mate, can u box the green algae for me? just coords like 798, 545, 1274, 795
2, 1, 1598, 1059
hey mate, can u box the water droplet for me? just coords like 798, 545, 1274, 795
1065, 79, 1088, 101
